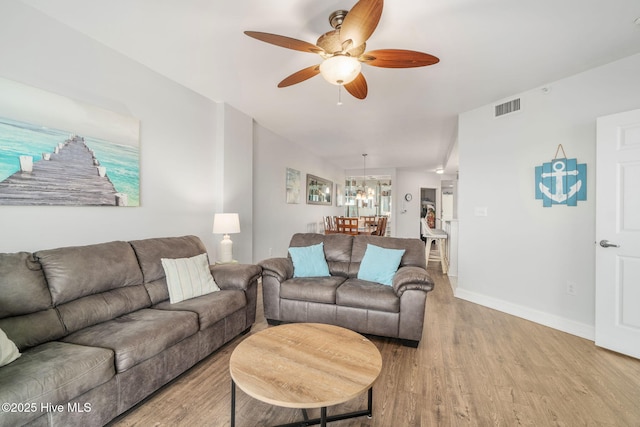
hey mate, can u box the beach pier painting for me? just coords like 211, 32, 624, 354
0, 77, 139, 206
1, 135, 127, 205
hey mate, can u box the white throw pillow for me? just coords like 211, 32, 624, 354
161, 253, 220, 304
0, 327, 21, 367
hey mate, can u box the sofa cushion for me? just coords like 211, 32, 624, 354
280, 276, 346, 304
130, 235, 207, 283
357, 244, 405, 286
162, 253, 220, 303
289, 233, 353, 277
0, 327, 20, 367
0, 309, 67, 351
0, 252, 51, 318
35, 241, 144, 305
153, 289, 246, 330
144, 277, 171, 305
56, 284, 152, 334
0, 341, 114, 426
62, 308, 198, 373
336, 279, 400, 313
288, 243, 330, 278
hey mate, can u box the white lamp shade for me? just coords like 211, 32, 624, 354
319, 55, 362, 86
212, 213, 240, 234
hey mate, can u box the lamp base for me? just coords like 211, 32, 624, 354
219, 234, 234, 264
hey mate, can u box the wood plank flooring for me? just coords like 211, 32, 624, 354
109, 267, 640, 426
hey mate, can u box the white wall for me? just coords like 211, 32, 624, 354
395, 168, 446, 238
0, 2, 222, 255
214, 104, 253, 263
457, 53, 640, 339
253, 123, 344, 261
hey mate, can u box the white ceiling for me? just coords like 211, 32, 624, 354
20, 0, 640, 172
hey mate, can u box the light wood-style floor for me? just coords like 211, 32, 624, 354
110, 267, 640, 427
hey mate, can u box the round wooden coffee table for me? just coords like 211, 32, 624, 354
229, 323, 382, 427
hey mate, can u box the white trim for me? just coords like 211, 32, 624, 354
448, 275, 458, 294
454, 288, 595, 341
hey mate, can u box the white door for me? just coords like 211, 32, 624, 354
595, 109, 640, 359
441, 193, 454, 220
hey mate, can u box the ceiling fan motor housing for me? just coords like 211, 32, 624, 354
317, 30, 366, 58
329, 10, 349, 29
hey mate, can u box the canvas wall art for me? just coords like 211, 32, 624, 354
534, 145, 586, 207
0, 77, 140, 206
286, 167, 301, 204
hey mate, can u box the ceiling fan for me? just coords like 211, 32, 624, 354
244, 0, 439, 100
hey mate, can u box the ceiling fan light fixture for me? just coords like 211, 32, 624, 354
320, 55, 361, 86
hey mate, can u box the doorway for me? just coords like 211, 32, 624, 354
420, 188, 437, 231
441, 180, 455, 221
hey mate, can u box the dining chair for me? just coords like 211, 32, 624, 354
323, 216, 337, 234
421, 217, 448, 273
361, 216, 377, 234
361, 215, 376, 225
372, 216, 388, 236
335, 217, 359, 235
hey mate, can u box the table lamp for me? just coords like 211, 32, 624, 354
212, 213, 240, 263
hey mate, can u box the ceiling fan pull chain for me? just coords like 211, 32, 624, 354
337, 85, 343, 106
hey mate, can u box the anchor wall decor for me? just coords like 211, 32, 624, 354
535, 144, 587, 207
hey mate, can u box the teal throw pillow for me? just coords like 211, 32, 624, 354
289, 243, 330, 278
357, 244, 406, 286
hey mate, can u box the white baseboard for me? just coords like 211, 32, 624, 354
454, 288, 595, 341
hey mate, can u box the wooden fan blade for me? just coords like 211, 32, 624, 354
360, 49, 440, 68
340, 0, 383, 49
278, 65, 321, 88
244, 31, 325, 54
344, 73, 368, 99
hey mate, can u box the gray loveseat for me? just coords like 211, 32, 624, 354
259, 233, 434, 347
0, 235, 261, 427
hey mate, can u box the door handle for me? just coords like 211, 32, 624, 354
599, 240, 620, 248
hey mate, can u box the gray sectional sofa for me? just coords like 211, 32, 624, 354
0, 235, 261, 427
259, 233, 434, 347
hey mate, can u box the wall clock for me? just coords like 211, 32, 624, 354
404, 193, 413, 201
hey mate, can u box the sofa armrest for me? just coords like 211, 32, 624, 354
209, 264, 262, 291
392, 266, 434, 297
258, 257, 293, 283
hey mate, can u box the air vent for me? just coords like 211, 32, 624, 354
494, 98, 521, 117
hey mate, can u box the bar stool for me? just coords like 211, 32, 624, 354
421, 218, 448, 273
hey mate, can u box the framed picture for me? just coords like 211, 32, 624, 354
335, 183, 344, 207
285, 167, 301, 204
0, 77, 140, 206
306, 174, 332, 205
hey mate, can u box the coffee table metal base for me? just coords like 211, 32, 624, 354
231, 380, 373, 427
